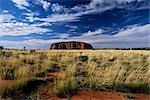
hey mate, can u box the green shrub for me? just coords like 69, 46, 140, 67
78, 56, 89, 62
0, 46, 4, 50
0, 51, 12, 57
30, 50, 35, 54
0, 51, 6, 55
46, 63, 60, 72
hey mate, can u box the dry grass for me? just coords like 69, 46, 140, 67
0, 50, 149, 98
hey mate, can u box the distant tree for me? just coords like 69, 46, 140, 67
23, 47, 26, 50
0, 46, 4, 50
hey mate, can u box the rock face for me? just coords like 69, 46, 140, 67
50, 41, 93, 49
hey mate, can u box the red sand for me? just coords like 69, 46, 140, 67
71, 90, 124, 100
48, 90, 150, 100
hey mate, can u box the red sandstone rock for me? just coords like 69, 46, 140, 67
50, 41, 93, 49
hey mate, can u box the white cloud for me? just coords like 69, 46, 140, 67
42, 1, 51, 11
1, 24, 149, 49
33, 13, 79, 23
21, 0, 147, 24
37, 0, 146, 23
81, 24, 150, 48
12, 0, 29, 7
24, 12, 39, 17
49, 0, 146, 15
58, 33, 70, 39
24, 12, 39, 22
37, 0, 51, 11
65, 25, 78, 29
89, 0, 144, 9
114, 24, 150, 37
82, 29, 105, 36
25, 16, 36, 22
85, 0, 146, 14
51, 3, 64, 12
0, 13, 15, 23
2, 10, 9, 13
0, 10, 16, 23
32, 22, 52, 27
0, 22, 51, 36
11, 0, 30, 10
77, 24, 150, 42
25, 8, 108, 23
0, 11, 52, 36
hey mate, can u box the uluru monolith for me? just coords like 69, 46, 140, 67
50, 41, 93, 49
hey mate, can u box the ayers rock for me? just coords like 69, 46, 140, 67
50, 41, 93, 49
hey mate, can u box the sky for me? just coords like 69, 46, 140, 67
0, 0, 149, 49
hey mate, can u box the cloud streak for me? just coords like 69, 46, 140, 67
0, 22, 51, 36
0, 11, 15, 23
11, 0, 30, 11
1, 24, 149, 49
37, 0, 51, 11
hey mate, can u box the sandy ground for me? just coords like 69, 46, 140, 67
48, 90, 150, 100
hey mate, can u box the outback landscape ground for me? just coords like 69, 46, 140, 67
0, 50, 149, 100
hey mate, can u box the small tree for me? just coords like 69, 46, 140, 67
23, 47, 26, 50
0, 46, 4, 50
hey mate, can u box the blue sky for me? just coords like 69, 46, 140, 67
0, 0, 149, 49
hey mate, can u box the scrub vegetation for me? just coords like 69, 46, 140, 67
0, 50, 149, 99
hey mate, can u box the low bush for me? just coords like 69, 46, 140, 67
46, 63, 60, 72
30, 50, 36, 54
78, 55, 89, 62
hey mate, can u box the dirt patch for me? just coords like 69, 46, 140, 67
134, 93, 150, 100
47, 90, 124, 100
71, 90, 124, 100
0, 80, 16, 98
30, 83, 54, 100
0, 80, 15, 86
48, 90, 150, 100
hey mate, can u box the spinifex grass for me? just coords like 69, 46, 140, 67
0, 50, 149, 98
